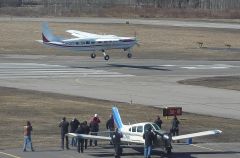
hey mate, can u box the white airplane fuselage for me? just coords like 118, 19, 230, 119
45, 37, 136, 52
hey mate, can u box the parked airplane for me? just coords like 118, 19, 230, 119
67, 107, 222, 154
37, 22, 138, 60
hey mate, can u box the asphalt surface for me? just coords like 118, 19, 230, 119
0, 55, 240, 119
1, 17, 240, 29
0, 143, 240, 158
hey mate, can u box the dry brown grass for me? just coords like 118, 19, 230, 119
1, 21, 240, 60
178, 76, 240, 91
0, 87, 239, 150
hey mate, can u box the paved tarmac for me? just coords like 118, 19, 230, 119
0, 143, 240, 158
0, 54, 240, 119
1, 17, 240, 29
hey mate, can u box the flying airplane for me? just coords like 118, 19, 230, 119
37, 22, 138, 60
67, 107, 222, 155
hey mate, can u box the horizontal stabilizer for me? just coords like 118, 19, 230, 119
172, 130, 222, 141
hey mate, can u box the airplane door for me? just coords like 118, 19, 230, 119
129, 126, 142, 142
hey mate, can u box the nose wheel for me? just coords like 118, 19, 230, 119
102, 50, 110, 61
91, 53, 96, 59
127, 53, 132, 58
104, 55, 110, 61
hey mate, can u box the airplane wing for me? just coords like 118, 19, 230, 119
66, 30, 101, 38
95, 38, 119, 42
66, 30, 119, 40
67, 133, 112, 141
66, 133, 144, 144
172, 129, 222, 141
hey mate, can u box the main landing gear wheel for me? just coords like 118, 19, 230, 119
91, 53, 96, 59
127, 53, 132, 58
166, 147, 172, 154
104, 55, 110, 61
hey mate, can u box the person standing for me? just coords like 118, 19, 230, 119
59, 117, 69, 150
89, 114, 100, 146
70, 118, 80, 147
143, 127, 155, 158
75, 123, 85, 153
154, 115, 163, 129
82, 121, 90, 149
171, 115, 180, 136
171, 115, 180, 143
112, 128, 122, 158
106, 114, 115, 144
23, 121, 34, 152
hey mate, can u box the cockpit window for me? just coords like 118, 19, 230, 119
152, 123, 160, 130
137, 126, 143, 133
132, 126, 136, 132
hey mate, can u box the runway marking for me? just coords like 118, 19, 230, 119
191, 144, 221, 152
0, 152, 21, 158
0, 63, 134, 78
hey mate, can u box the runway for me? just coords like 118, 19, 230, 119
1, 17, 240, 30
0, 54, 240, 119
1, 143, 240, 158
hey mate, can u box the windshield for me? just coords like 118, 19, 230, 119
152, 123, 160, 130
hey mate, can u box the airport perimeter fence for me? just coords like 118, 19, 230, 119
1, 0, 240, 18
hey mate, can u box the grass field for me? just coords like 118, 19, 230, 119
178, 76, 240, 91
1, 21, 240, 60
0, 87, 240, 150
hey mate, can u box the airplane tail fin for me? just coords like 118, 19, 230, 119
42, 22, 60, 42
112, 107, 124, 130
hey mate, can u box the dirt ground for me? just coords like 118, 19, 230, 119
178, 76, 240, 91
1, 21, 240, 60
0, 87, 239, 150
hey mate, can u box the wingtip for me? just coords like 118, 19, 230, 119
215, 129, 223, 134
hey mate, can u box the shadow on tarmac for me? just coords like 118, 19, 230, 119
108, 64, 171, 71
70, 64, 171, 71
89, 145, 240, 158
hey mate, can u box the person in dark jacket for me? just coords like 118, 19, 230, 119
58, 117, 69, 150
171, 115, 180, 136
106, 114, 115, 144
82, 121, 90, 149
70, 118, 80, 147
154, 115, 163, 129
75, 123, 85, 153
171, 115, 180, 143
112, 128, 122, 158
143, 126, 155, 158
89, 114, 100, 146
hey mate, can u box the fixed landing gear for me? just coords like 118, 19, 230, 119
166, 147, 172, 154
127, 53, 132, 58
104, 55, 110, 61
91, 53, 96, 59
102, 50, 110, 61
125, 48, 133, 59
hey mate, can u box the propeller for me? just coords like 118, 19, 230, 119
133, 31, 140, 47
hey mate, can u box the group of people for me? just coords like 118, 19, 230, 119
58, 113, 122, 158
154, 115, 180, 137
22, 114, 180, 158
58, 114, 100, 153
144, 115, 180, 158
